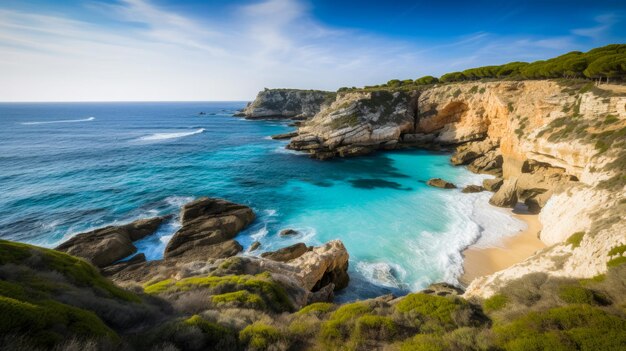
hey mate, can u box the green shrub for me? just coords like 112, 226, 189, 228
608, 245, 626, 257
483, 294, 508, 312
478, 87, 486, 94
354, 314, 396, 340
607, 256, 626, 268
320, 302, 371, 341
212, 291, 266, 309
297, 302, 334, 315
395, 293, 467, 327
452, 89, 462, 98
184, 315, 235, 345
557, 286, 596, 304
399, 334, 445, 351
566, 232, 585, 248
494, 305, 626, 351
240, 322, 283, 350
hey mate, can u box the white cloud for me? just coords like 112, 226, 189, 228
572, 13, 618, 40
0, 0, 618, 101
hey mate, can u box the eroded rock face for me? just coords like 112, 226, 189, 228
55, 217, 165, 268
241, 89, 335, 119
462, 185, 484, 193
287, 90, 418, 159
489, 178, 518, 208
164, 197, 255, 260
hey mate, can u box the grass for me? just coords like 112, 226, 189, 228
297, 302, 334, 315
608, 245, 626, 257
558, 286, 596, 304
239, 322, 283, 350
395, 293, 467, 328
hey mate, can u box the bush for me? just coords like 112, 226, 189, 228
297, 302, 334, 315
239, 322, 283, 350
557, 286, 596, 304
395, 294, 468, 328
320, 302, 371, 341
399, 334, 445, 351
354, 314, 396, 340
483, 294, 508, 313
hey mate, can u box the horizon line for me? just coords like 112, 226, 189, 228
0, 100, 252, 104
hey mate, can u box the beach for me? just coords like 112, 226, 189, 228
460, 210, 546, 286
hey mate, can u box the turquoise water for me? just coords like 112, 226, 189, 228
0, 102, 524, 300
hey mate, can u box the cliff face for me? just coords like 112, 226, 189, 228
264, 80, 625, 298
287, 90, 418, 159
239, 89, 336, 119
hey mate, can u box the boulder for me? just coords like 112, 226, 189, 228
462, 185, 485, 193
427, 178, 457, 189
249, 241, 261, 252
279, 228, 299, 236
420, 282, 464, 297
483, 178, 504, 192
164, 197, 255, 260
288, 240, 350, 291
55, 217, 165, 268
261, 243, 309, 262
450, 139, 498, 166
489, 178, 518, 208
271, 131, 298, 140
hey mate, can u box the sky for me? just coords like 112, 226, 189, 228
0, 0, 624, 101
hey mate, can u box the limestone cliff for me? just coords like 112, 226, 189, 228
276, 80, 625, 298
238, 88, 336, 119
287, 90, 418, 159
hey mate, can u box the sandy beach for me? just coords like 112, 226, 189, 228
460, 209, 546, 286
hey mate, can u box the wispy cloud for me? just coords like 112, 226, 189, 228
0, 0, 621, 101
572, 13, 619, 40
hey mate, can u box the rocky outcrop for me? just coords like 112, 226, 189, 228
261, 242, 309, 262
271, 131, 298, 140
482, 178, 503, 192
287, 90, 418, 159
462, 185, 484, 193
239, 89, 335, 119
427, 178, 457, 189
164, 197, 255, 261
56, 217, 166, 268
489, 178, 518, 207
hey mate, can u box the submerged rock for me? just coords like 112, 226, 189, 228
261, 242, 309, 262
427, 178, 457, 189
164, 197, 255, 260
279, 228, 299, 236
55, 216, 166, 268
249, 241, 261, 251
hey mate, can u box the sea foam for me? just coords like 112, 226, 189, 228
139, 128, 205, 141
21, 117, 95, 125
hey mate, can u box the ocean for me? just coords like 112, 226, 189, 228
0, 102, 525, 301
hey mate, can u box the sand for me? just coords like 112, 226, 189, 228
460, 209, 546, 286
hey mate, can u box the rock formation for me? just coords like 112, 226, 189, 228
164, 197, 255, 261
56, 216, 166, 267
427, 178, 457, 189
238, 89, 335, 119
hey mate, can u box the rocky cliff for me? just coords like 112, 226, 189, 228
269, 80, 625, 298
238, 88, 336, 119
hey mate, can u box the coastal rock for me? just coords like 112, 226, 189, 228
241, 89, 335, 119
271, 131, 298, 140
279, 228, 299, 236
260, 242, 309, 262
489, 178, 518, 208
164, 197, 255, 260
450, 139, 498, 165
427, 178, 457, 189
249, 241, 261, 251
287, 90, 418, 159
421, 282, 464, 297
55, 216, 165, 268
462, 185, 485, 193
483, 178, 504, 192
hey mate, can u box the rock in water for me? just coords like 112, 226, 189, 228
241, 89, 335, 119
249, 241, 261, 251
164, 197, 255, 260
271, 131, 298, 140
483, 178, 504, 192
279, 228, 299, 236
489, 178, 518, 207
55, 217, 165, 268
462, 185, 485, 193
261, 243, 309, 262
427, 178, 457, 189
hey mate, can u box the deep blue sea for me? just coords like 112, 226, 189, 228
0, 102, 525, 300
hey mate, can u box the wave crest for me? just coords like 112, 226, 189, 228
21, 117, 95, 125
139, 128, 205, 141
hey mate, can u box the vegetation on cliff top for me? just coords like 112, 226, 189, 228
340, 44, 626, 93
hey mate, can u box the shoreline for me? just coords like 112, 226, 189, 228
460, 208, 545, 286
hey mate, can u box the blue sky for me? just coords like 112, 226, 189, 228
0, 0, 624, 101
